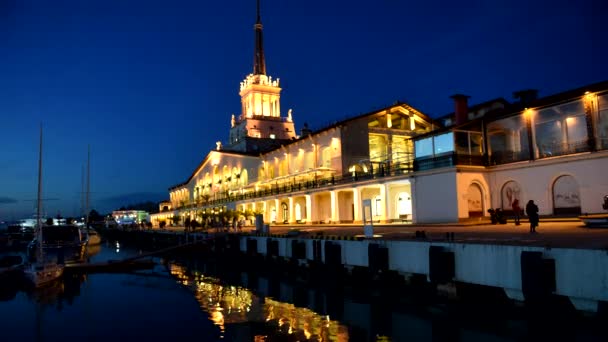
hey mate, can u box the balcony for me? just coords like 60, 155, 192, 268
413, 152, 485, 171
173, 161, 414, 210
537, 139, 591, 159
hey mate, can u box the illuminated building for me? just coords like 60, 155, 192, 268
150, 1, 608, 226
112, 210, 150, 225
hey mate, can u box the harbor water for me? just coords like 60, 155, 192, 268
1, 239, 606, 341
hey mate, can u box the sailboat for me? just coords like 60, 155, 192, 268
23, 125, 64, 287
84, 145, 101, 246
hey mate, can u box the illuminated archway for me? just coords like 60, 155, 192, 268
396, 192, 412, 217
552, 175, 581, 215
467, 183, 484, 217
501, 180, 522, 211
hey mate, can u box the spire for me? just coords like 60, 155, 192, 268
253, 0, 266, 75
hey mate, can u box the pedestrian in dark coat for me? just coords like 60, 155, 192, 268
525, 200, 539, 233
512, 198, 521, 225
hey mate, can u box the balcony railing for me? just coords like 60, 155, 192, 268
174, 161, 414, 210
537, 139, 591, 159
487, 150, 530, 166
413, 152, 485, 171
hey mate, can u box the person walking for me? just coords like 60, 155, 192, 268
525, 200, 539, 233
512, 198, 521, 226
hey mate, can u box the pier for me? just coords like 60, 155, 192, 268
111, 219, 608, 315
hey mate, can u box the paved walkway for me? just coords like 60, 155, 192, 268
160, 218, 608, 250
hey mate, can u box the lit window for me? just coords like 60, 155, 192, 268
270, 134, 276, 139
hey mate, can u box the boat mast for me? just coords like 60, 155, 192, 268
86, 144, 90, 230
37, 124, 43, 257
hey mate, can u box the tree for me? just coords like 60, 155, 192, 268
88, 209, 103, 222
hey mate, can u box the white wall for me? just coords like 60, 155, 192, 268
456, 172, 491, 219
242, 236, 608, 312
412, 170, 459, 223
488, 154, 608, 215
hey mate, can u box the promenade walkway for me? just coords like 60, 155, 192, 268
157, 218, 608, 250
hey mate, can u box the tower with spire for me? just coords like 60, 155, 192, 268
227, 0, 296, 152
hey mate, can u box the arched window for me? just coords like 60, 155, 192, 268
223, 166, 230, 190
240, 169, 248, 187
553, 175, 581, 215
232, 167, 239, 188
396, 192, 412, 217
322, 147, 332, 168
467, 183, 483, 217
501, 181, 522, 211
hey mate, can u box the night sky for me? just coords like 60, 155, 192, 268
1, 0, 606, 219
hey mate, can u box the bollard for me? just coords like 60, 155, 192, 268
291, 240, 306, 260
429, 246, 455, 283
368, 243, 389, 274
521, 251, 556, 302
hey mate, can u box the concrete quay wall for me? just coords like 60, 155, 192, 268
238, 235, 608, 313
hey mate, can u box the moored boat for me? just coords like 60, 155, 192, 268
579, 214, 608, 228
28, 225, 88, 264
23, 125, 65, 287
86, 228, 102, 246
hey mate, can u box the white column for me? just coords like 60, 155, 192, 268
380, 184, 388, 222
384, 184, 392, 221
330, 190, 338, 223
410, 177, 418, 224
288, 197, 295, 223
305, 195, 312, 223
353, 187, 361, 223
273, 199, 279, 223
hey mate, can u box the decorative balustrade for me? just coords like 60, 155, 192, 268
173, 161, 414, 210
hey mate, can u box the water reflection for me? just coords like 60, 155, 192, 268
169, 263, 349, 341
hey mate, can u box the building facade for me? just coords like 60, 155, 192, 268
150, 4, 608, 227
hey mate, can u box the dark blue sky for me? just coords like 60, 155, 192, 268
1, 0, 606, 219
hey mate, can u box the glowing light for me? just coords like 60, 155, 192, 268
584, 91, 596, 101
167, 263, 348, 341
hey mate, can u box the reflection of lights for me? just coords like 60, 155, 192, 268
168, 262, 348, 341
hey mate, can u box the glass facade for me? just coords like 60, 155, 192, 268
433, 133, 454, 155
534, 99, 589, 158
454, 131, 483, 156
597, 93, 608, 150
414, 138, 433, 158
486, 115, 530, 165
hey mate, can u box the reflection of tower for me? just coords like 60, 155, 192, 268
228, 0, 296, 152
